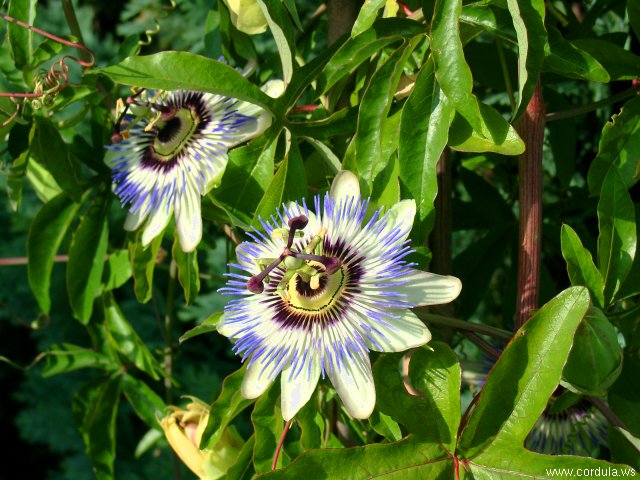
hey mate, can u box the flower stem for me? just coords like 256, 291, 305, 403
545, 87, 638, 122
588, 396, 628, 430
164, 259, 178, 404
61, 0, 87, 49
272, 420, 291, 470
514, 80, 545, 330
414, 311, 512, 340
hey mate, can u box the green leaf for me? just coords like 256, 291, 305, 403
252, 384, 285, 473
7, 122, 33, 211
72, 377, 121, 480
317, 18, 427, 95
352, 0, 386, 37
179, 312, 223, 343
67, 194, 110, 323
399, 59, 454, 245
94, 52, 277, 115
345, 39, 419, 197
544, 27, 609, 82
506, 0, 547, 120
7, 0, 36, 70
562, 307, 623, 396
201, 365, 254, 450
459, 287, 590, 457
561, 224, 605, 308
256, 0, 295, 84
609, 354, 640, 470
408, 345, 461, 449
214, 131, 280, 228
225, 434, 256, 480
431, 0, 483, 132
616, 208, 640, 301
368, 411, 402, 442
31, 117, 84, 203
103, 249, 132, 292
259, 437, 452, 479
252, 140, 307, 226
572, 38, 640, 81
28, 193, 82, 312
469, 445, 633, 479
103, 294, 163, 380
588, 95, 640, 195
172, 233, 200, 305
128, 231, 163, 304
460, 4, 516, 43
121, 374, 165, 429
26, 157, 63, 203
302, 137, 341, 174
296, 400, 325, 449
374, 343, 460, 449
448, 102, 525, 155
40, 343, 115, 377
597, 167, 637, 306
630, 0, 640, 41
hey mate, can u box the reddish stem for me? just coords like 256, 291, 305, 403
272, 420, 292, 470
514, 80, 545, 329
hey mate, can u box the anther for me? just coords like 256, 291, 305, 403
286, 215, 308, 249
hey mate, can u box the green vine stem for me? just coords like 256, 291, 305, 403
546, 87, 638, 122
514, 80, 545, 330
413, 310, 513, 340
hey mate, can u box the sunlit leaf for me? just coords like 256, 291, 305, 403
399, 59, 454, 244
506, 0, 546, 120
561, 224, 605, 308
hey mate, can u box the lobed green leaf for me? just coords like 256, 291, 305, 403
458, 287, 591, 457
40, 343, 115, 377
128, 232, 163, 304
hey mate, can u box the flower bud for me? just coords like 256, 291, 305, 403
222, 0, 268, 35
160, 397, 243, 480
329, 170, 360, 203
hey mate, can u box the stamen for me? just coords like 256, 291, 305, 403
247, 254, 287, 293
291, 253, 341, 275
286, 215, 308, 248
126, 96, 173, 114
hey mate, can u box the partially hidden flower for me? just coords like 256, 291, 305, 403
222, 0, 268, 35
217, 170, 462, 421
526, 395, 609, 456
107, 80, 284, 252
160, 397, 243, 480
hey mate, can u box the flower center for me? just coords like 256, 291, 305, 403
152, 107, 199, 161
286, 264, 346, 313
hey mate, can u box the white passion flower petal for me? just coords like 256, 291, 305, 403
218, 193, 462, 420
399, 270, 463, 307
108, 88, 275, 252
280, 353, 322, 421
